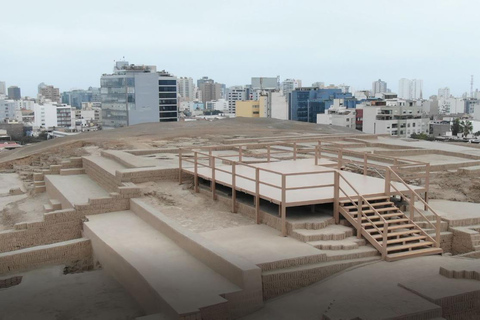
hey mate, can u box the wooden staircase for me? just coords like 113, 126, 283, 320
339, 196, 443, 261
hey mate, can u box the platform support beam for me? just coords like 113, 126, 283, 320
211, 156, 216, 200
231, 162, 237, 213
194, 152, 199, 193
281, 174, 287, 236
334, 171, 340, 224
178, 148, 183, 184
363, 153, 368, 175
255, 168, 260, 224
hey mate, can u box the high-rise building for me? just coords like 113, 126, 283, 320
62, 87, 101, 109
312, 82, 325, 88
411, 79, 423, 100
38, 84, 61, 103
398, 78, 423, 100
0, 81, 6, 95
101, 61, 178, 128
226, 86, 247, 114
372, 79, 387, 95
438, 87, 450, 99
282, 79, 302, 97
199, 79, 222, 104
7, 86, 21, 100
178, 77, 195, 101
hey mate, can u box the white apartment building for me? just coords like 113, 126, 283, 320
362, 99, 429, 137
226, 86, 247, 113
206, 99, 228, 112
316, 99, 356, 129
438, 87, 450, 99
0, 99, 16, 122
372, 79, 387, 95
178, 77, 195, 101
34, 103, 75, 129
438, 97, 466, 114
398, 78, 423, 100
282, 79, 302, 97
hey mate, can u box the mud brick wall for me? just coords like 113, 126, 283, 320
451, 227, 480, 255
0, 239, 92, 275
0, 218, 82, 254
262, 259, 373, 300
434, 291, 480, 320
82, 157, 121, 192
0, 276, 22, 288
59, 157, 83, 169
117, 168, 189, 183
75, 196, 130, 216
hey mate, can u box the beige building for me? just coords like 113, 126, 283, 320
236, 97, 268, 118
39, 85, 61, 103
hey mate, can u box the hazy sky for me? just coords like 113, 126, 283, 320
1, 0, 479, 97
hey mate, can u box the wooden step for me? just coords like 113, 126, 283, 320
348, 207, 400, 215
362, 218, 410, 227
385, 235, 427, 245
387, 241, 435, 252
339, 196, 389, 205
359, 213, 405, 220
342, 201, 393, 210
366, 224, 415, 233
372, 229, 422, 240
386, 247, 443, 262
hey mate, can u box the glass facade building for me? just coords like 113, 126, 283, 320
288, 88, 357, 123
100, 62, 178, 128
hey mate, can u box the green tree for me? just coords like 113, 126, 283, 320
460, 120, 473, 137
451, 118, 461, 136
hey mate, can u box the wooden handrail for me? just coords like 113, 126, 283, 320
387, 167, 441, 247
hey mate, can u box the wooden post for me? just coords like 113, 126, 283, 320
267, 145, 271, 162
281, 174, 287, 236
363, 153, 368, 176
211, 155, 216, 200
178, 148, 183, 184
315, 145, 319, 166
409, 190, 415, 221
334, 171, 340, 224
255, 168, 260, 224
239, 146, 243, 162
424, 163, 430, 211
318, 141, 322, 159
337, 149, 343, 170
293, 142, 297, 160
357, 198, 363, 239
194, 152, 199, 193
435, 216, 441, 248
385, 168, 391, 198
231, 162, 237, 213
382, 220, 388, 260
209, 149, 212, 167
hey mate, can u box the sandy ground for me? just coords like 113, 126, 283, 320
140, 181, 254, 233
0, 173, 48, 231
0, 265, 144, 320
429, 170, 480, 202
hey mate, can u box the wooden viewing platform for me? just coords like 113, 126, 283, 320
179, 141, 443, 261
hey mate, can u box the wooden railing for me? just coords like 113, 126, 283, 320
335, 171, 391, 259
385, 167, 441, 248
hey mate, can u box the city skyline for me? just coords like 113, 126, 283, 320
1, 0, 479, 97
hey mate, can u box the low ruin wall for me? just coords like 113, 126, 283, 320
0, 238, 92, 275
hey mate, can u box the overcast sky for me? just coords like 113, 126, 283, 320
1, 0, 479, 98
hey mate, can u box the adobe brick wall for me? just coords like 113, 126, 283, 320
0, 239, 92, 275
82, 157, 121, 192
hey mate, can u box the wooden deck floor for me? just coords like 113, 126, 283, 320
183, 159, 424, 207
